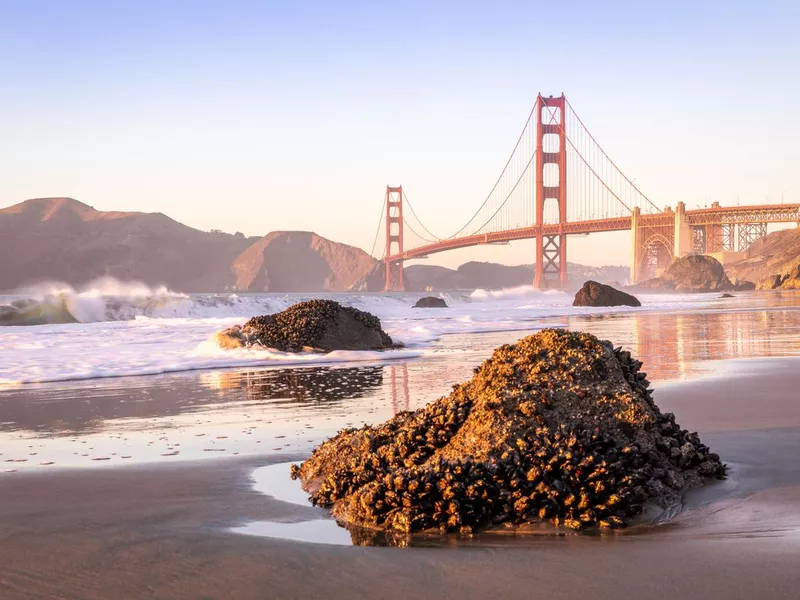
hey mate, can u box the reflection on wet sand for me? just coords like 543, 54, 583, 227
1, 300, 799, 470
572, 305, 800, 381
0, 366, 399, 469
0, 366, 386, 436
201, 366, 384, 404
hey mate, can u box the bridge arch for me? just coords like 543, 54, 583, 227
636, 233, 673, 282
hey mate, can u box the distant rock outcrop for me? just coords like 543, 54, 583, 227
758, 265, 800, 290
215, 300, 395, 352
634, 255, 739, 293
725, 227, 800, 290
413, 296, 448, 308
573, 281, 641, 307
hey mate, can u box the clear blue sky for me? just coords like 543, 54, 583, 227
1, 0, 798, 267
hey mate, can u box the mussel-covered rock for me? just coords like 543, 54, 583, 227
413, 296, 448, 308
215, 299, 395, 352
573, 281, 641, 307
292, 329, 725, 539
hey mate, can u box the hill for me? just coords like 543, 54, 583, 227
0, 198, 254, 292
231, 231, 380, 292
725, 227, 800, 289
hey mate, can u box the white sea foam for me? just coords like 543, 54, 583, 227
0, 281, 717, 385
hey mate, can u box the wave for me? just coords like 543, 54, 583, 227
0, 278, 194, 326
0, 279, 471, 327
469, 285, 568, 301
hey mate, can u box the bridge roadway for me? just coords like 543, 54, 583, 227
390, 204, 800, 261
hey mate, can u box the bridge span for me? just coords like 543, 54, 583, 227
373, 94, 799, 290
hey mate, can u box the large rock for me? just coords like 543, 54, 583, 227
292, 329, 725, 543
573, 281, 641, 307
636, 255, 737, 293
215, 300, 395, 352
413, 296, 448, 308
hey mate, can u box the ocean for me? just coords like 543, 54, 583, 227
0, 278, 718, 386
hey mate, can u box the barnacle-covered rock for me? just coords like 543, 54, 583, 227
215, 300, 395, 352
292, 329, 725, 541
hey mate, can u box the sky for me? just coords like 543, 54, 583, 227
1, 0, 799, 268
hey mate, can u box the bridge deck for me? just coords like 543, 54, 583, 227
390, 204, 800, 261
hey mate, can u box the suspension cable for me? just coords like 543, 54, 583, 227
468, 150, 537, 235
565, 99, 661, 213
445, 102, 538, 239
402, 217, 439, 244
402, 190, 444, 241
542, 103, 634, 214
368, 196, 385, 258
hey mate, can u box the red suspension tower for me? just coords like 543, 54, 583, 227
534, 94, 568, 289
384, 185, 404, 291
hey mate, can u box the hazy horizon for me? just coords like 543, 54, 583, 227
2, 0, 798, 268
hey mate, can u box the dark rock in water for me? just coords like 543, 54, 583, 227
215, 300, 395, 352
413, 296, 448, 308
573, 281, 641, 307
720, 293, 734, 299
292, 329, 725, 541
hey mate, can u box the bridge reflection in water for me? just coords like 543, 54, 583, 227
570, 301, 800, 382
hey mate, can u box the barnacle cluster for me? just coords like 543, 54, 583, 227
292, 329, 725, 540
220, 300, 394, 351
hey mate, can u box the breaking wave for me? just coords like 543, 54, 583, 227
0, 278, 469, 326
0, 278, 208, 326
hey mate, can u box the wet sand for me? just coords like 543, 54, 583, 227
1, 361, 799, 599
2, 305, 800, 598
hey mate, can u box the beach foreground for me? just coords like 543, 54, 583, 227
1, 354, 799, 599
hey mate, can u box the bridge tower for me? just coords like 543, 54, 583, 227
534, 94, 568, 289
384, 185, 404, 291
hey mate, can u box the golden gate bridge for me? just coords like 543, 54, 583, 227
370, 94, 800, 291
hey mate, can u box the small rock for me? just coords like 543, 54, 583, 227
413, 296, 448, 308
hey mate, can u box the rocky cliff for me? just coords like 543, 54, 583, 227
725, 227, 800, 290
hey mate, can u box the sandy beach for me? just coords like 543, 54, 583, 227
2, 302, 800, 599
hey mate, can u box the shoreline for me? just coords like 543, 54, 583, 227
2, 357, 800, 598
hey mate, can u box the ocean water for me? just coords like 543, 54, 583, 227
0, 278, 719, 386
